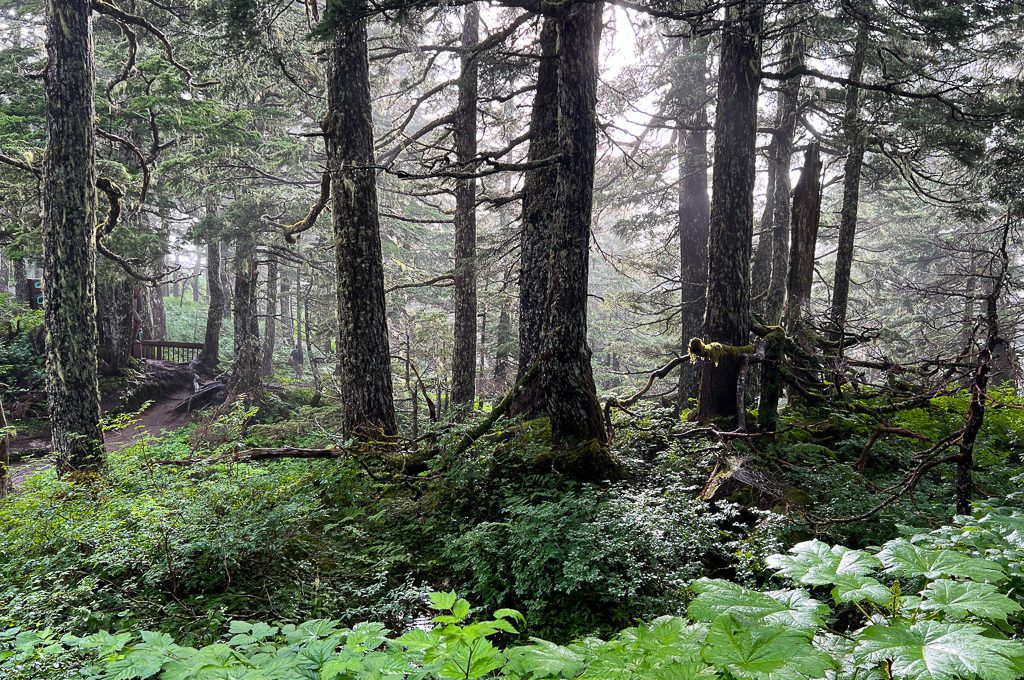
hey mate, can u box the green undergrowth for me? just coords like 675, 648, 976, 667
2, 387, 1023, 678
4, 507, 1023, 679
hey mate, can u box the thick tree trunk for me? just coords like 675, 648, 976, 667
262, 252, 279, 376
515, 16, 559, 390
535, 1, 615, 476
783, 143, 822, 332
697, 0, 764, 423
228, 231, 262, 396
829, 25, 869, 345
451, 3, 480, 408
327, 4, 397, 436
43, 0, 105, 474
674, 31, 711, 405
96, 275, 135, 374
196, 238, 224, 370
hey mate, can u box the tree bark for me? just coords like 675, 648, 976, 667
451, 3, 480, 408
327, 2, 397, 436
150, 285, 167, 340
196, 237, 224, 370
783, 143, 822, 332
96, 275, 135, 374
673, 30, 711, 405
14, 259, 29, 305
262, 251, 279, 376
228, 231, 262, 396
515, 16, 559, 390
0, 254, 9, 294
829, 24, 869, 345
535, 1, 615, 476
192, 253, 201, 303
750, 30, 804, 325
697, 0, 764, 423
220, 240, 233, 319
43, 0, 105, 474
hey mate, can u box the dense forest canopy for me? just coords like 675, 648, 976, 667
1, 0, 1024, 677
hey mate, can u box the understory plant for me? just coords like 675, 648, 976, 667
4, 506, 1022, 679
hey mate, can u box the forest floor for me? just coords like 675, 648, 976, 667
7, 375, 193, 487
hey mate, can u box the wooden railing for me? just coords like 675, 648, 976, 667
134, 340, 204, 363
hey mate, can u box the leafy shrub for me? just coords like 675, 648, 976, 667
447, 485, 784, 637
5, 508, 1023, 679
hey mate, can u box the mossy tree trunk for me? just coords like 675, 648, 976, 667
196, 238, 224, 370
673, 30, 711, 406
697, 0, 764, 423
514, 15, 559, 396
43, 0, 105, 474
783, 143, 822, 332
327, 2, 397, 437
451, 3, 480, 408
261, 251, 278, 376
97, 275, 135, 374
829, 24, 869, 346
535, 1, 615, 474
228, 231, 262, 396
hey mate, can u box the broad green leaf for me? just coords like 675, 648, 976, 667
854, 620, 1024, 680
689, 579, 828, 631
832, 574, 893, 605
702, 616, 833, 680
505, 638, 585, 679
877, 539, 1005, 582
920, 579, 1023, 621
428, 591, 459, 610
768, 540, 881, 586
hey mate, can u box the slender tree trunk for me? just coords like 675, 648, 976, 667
674, 30, 711, 405
43, 0, 104, 474
327, 3, 397, 436
14, 259, 29, 305
783, 143, 822, 332
829, 24, 869, 346
262, 252, 279, 376
171, 253, 181, 298
196, 237, 224, 370
750, 31, 804, 324
294, 264, 304, 362
697, 0, 764, 423
451, 3, 480, 408
762, 33, 805, 324
280, 266, 292, 349
228, 231, 262, 396
515, 16, 558, 389
192, 253, 201, 303
221, 241, 233, 319
535, 2, 616, 477
150, 285, 167, 341
0, 254, 9, 294
493, 298, 512, 387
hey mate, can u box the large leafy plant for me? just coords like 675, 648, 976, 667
4, 508, 1023, 679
